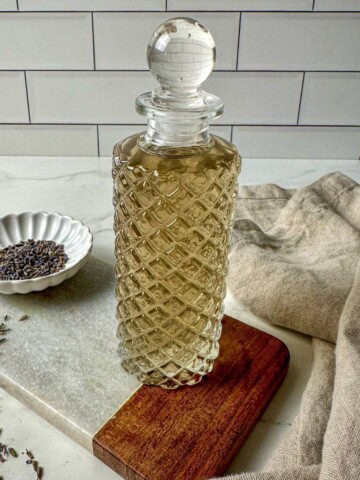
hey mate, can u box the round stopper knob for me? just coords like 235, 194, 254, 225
147, 17, 216, 94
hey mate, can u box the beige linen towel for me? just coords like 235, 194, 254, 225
219, 172, 360, 480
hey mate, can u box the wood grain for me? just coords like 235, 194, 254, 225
93, 315, 290, 480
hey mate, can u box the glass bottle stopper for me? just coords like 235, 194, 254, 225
136, 17, 223, 120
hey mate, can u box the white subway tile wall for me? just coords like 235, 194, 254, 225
0, 125, 97, 156
26, 71, 158, 124
0, 72, 29, 123
0, 13, 93, 69
93, 12, 240, 70
0, 1, 359, 159
233, 126, 360, 159
167, 0, 314, 11
0, 0, 17, 11
206, 72, 303, 125
18, 0, 167, 11
239, 13, 360, 71
300, 73, 360, 125
315, 0, 360, 11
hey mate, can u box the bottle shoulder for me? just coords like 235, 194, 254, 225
209, 134, 240, 158
114, 133, 240, 159
113, 132, 241, 176
113, 132, 144, 158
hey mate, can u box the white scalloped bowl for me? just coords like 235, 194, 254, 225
0, 212, 93, 294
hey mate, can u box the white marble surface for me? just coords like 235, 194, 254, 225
0, 156, 359, 479
0, 388, 121, 480
0, 257, 140, 450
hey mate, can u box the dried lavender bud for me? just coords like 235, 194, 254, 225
8, 447, 17, 457
37, 465, 43, 479
0, 239, 68, 281
18, 315, 29, 322
26, 449, 34, 459
4, 315, 8, 321
0, 338, 6, 345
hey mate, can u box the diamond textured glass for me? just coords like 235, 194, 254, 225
113, 18, 241, 389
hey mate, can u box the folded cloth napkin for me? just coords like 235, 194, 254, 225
219, 172, 360, 480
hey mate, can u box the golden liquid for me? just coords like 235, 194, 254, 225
113, 133, 241, 388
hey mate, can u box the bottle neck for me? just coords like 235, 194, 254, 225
144, 117, 210, 147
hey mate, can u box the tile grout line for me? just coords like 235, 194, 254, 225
236, 12, 242, 70
0, 123, 359, 127
0, 10, 359, 13
96, 125, 100, 156
312, 0, 316, 11
23, 71, 31, 123
91, 12, 96, 70
297, 72, 305, 125
16, 0, 19, 11
165, 0, 168, 11
230, 125, 234, 143
2, 69, 358, 73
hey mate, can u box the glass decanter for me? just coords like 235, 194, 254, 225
113, 17, 241, 389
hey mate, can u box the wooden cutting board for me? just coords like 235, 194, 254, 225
93, 315, 290, 480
